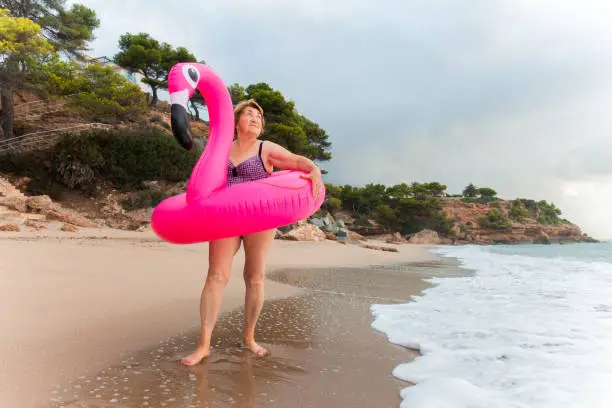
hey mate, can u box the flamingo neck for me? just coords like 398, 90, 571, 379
184, 63, 234, 201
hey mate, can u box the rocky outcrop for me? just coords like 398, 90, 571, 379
0, 176, 97, 232
279, 223, 327, 241
440, 199, 596, 245
0, 222, 20, 232
385, 232, 408, 244
408, 229, 442, 245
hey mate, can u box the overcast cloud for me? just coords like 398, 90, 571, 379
68, 0, 612, 238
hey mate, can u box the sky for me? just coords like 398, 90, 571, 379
68, 0, 612, 239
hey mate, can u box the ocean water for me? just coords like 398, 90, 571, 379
371, 242, 612, 408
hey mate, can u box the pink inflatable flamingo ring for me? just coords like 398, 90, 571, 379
150, 63, 325, 244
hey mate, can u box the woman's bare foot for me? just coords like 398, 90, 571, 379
180, 346, 210, 366
242, 341, 270, 357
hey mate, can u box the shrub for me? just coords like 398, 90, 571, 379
478, 208, 512, 230
39, 58, 148, 123
52, 127, 199, 191
324, 196, 342, 214
120, 190, 169, 211
509, 199, 529, 221
150, 114, 164, 123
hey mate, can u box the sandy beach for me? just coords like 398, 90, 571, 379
1, 228, 447, 407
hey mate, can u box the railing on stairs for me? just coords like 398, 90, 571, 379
0, 123, 112, 154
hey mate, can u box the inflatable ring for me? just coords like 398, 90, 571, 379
150, 63, 325, 244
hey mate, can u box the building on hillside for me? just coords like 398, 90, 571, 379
81, 55, 151, 95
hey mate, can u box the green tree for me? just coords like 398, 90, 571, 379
188, 89, 205, 120
324, 183, 342, 198
113, 32, 198, 105
387, 182, 411, 200
0, 1, 99, 58
0, 1, 98, 139
372, 203, 398, 230
463, 183, 478, 197
424, 181, 447, 197
478, 187, 497, 198
324, 196, 342, 214
296, 114, 332, 161
0, 9, 54, 138
27, 55, 148, 122
509, 198, 529, 221
228, 83, 246, 105
225, 82, 332, 162
478, 208, 511, 230
537, 200, 562, 225
69, 63, 148, 123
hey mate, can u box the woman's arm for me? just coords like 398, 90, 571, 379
265, 141, 323, 198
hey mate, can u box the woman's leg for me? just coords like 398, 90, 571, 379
241, 228, 276, 356
180, 236, 241, 365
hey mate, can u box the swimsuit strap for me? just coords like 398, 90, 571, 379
258, 140, 267, 169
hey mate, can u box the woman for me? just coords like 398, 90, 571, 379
180, 99, 324, 365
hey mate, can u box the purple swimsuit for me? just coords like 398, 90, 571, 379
227, 141, 270, 187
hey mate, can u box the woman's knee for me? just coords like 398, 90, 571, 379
206, 268, 231, 286
244, 271, 264, 288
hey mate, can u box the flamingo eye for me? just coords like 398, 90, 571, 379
182, 65, 199, 88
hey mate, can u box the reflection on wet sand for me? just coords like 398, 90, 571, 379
50, 262, 451, 407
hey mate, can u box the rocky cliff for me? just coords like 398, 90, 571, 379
438, 198, 596, 245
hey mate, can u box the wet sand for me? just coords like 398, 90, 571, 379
1, 229, 438, 407
46, 258, 463, 408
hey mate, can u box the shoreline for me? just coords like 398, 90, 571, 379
1, 228, 440, 408
47, 253, 461, 408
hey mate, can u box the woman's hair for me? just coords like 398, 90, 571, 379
234, 99, 265, 136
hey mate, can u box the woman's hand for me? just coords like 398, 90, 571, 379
300, 167, 323, 198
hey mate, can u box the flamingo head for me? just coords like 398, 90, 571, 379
168, 63, 203, 151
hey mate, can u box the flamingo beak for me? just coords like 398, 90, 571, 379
171, 103, 194, 151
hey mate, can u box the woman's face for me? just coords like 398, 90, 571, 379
236, 106, 263, 137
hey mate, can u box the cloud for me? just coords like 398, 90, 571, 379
68, 0, 612, 238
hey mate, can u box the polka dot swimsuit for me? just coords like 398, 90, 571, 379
227, 141, 270, 187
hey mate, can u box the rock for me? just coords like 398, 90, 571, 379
358, 243, 399, 252
324, 231, 336, 240
0, 222, 20, 232
24, 219, 47, 231
24, 213, 46, 221
308, 218, 325, 228
136, 224, 151, 232
61, 223, 78, 232
26, 195, 53, 212
44, 208, 95, 228
0, 177, 16, 197
101, 193, 125, 216
533, 231, 551, 245
335, 228, 349, 241
408, 229, 442, 244
348, 230, 367, 242
385, 232, 407, 244
0, 196, 27, 212
332, 210, 355, 226
279, 224, 327, 241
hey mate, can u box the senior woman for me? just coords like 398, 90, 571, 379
180, 99, 324, 365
